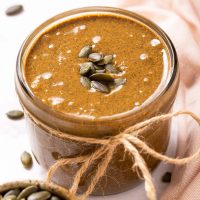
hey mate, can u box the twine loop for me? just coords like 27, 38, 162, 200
25, 109, 200, 200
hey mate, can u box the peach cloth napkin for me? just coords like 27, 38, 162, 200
120, 0, 200, 199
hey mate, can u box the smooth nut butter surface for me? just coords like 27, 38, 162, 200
24, 13, 169, 118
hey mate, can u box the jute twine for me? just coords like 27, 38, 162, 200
26, 110, 200, 200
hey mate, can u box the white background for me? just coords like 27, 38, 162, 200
0, 1, 177, 199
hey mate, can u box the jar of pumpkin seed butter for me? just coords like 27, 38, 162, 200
15, 7, 179, 196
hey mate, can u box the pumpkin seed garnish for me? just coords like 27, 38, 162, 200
78, 46, 126, 93
78, 45, 92, 58
79, 62, 93, 75
105, 64, 119, 74
161, 172, 172, 183
90, 73, 114, 82
114, 78, 127, 86
88, 53, 103, 62
80, 76, 91, 89
90, 64, 96, 74
50, 196, 61, 200
98, 55, 113, 65
17, 186, 38, 199
3, 195, 17, 200
95, 69, 106, 73
94, 64, 105, 70
4, 189, 20, 197
20, 151, 33, 169
104, 55, 113, 64
6, 110, 24, 120
91, 81, 110, 94
27, 191, 51, 200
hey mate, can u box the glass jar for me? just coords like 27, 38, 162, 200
15, 7, 179, 196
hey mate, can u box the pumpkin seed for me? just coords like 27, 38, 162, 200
95, 69, 106, 73
94, 64, 105, 70
114, 78, 127, 86
98, 55, 113, 65
90, 64, 96, 74
50, 196, 61, 200
79, 62, 93, 75
20, 151, 33, 169
27, 191, 51, 200
88, 53, 103, 62
105, 64, 119, 74
91, 81, 110, 94
104, 55, 113, 64
17, 186, 38, 199
80, 76, 91, 89
4, 189, 20, 197
90, 73, 114, 82
3, 195, 17, 200
78, 46, 92, 58
161, 172, 171, 183
6, 110, 24, 120
6, 5, 23, 16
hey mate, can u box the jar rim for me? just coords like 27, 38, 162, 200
16, 6, 178, 123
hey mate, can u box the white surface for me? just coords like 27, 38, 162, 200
0, 1, 177, 199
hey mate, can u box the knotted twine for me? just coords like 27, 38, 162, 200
27, 110, 200, 200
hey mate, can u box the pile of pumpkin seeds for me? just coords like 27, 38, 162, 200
78, 45, 126, 94
0, 185, 63, 200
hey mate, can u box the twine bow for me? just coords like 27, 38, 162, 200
43, 111, 200, 200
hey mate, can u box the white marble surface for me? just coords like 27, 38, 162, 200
0, 1, 177, 199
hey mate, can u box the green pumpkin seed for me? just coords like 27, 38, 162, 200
27, 191, 51, 200
98, 55, 113, 65
88, 53, 103, 62
50, 196, 61, 200
5, 5, 23, 16
78, 46, 92, 58
20, 151, 33, 169
104, 55, 113, 64
94, 64, 105, 70
79, 62, 93, 75
3, 195, 17, 200
6, 110, 24, 120
91, 81, 110, 94
161, 172, 171, 183
80, 76, 91, 89
90, 64, 96, 74
90, 73, 114, 82
17, 186, 38, 199
4, 189, 20, 197
114, 78, 127, 86
95, 69, 106, 73
105, 64, 119, 74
